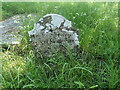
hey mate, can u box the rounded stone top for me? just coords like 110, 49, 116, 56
38, 14, 72, 28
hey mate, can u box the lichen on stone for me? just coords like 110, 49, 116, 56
28, 14, 79, 59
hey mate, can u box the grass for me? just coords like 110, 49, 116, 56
1, 2, 119, 88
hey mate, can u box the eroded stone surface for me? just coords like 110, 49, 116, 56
0, 14, 36, 45
28, 14, 79, 58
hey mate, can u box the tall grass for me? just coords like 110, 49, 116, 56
1, 2, 119, 88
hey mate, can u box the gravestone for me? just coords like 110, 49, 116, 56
0, 14, 36, 46
28, 14, 79, 58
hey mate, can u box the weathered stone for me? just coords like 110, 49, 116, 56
0, 14, 36, 46
28, 14, 79, 58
